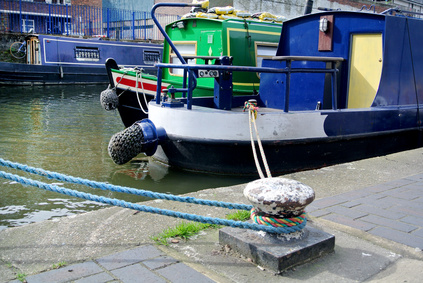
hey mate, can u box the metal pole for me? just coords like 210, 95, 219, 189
66, 4, 69, 35
187, 67, 193, 110
332, 65, 338, 110
284, 60, 291, 112
156, 68, 163, 105
143, 11, 147, 40
48, 4, 51, 34
88, 6, 91, 36
107, 8, 110, 38
132, 12, 135, 40
19, 0, 22, 33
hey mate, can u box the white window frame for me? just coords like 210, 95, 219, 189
255, 42, 278, 78
22, 19, 35, 33
169, 42, 197, 76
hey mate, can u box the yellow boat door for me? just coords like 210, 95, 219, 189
347, 33, 383, 108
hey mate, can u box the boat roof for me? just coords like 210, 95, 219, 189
166, 15, 283, 29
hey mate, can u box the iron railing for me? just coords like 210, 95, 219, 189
0, 0, 179, 41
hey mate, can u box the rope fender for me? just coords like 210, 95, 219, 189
0, 170, 306, 234
100, 85, 119, 111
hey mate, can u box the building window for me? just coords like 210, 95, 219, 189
22, 19, 34, 33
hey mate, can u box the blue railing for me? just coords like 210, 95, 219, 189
155, 58, 342, 112
0, 0, 179, 41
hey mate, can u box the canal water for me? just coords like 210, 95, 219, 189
0, 84, 253, 231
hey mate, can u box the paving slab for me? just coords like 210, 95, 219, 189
110, 264, 167, 283
96, 245, 163, 270
24, 262, 103, 283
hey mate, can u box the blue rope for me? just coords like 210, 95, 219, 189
0, 158, 252, 211
0, 170, 306, 234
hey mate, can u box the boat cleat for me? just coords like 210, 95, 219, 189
162, 86, 184, 108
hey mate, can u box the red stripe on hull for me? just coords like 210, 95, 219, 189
117, 77, 167, 92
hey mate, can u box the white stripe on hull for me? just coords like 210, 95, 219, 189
148, 102, 328, 141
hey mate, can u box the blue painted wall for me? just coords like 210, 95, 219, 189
260, 12, 386, 111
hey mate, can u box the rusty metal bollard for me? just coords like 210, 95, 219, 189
220, 177, 334, 273
244, 177, 314, 237
244, 177, 315, 217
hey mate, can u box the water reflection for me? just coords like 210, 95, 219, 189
0, 85, 252, 230
112, 158, 254, 195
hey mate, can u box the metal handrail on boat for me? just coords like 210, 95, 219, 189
151, 2, 202, 93
155, 55, 344, 112
151, 2, 201, 65
272, 56, 344, 111
381, 7, 423, 17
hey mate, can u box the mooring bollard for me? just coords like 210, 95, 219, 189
219, 177, 335, 273
244, 177, 315, 238
244, 177, 315, 217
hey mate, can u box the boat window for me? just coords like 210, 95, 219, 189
169, 42, 196, 76
255, 42, 278, 67
255, 42, 278, 78
143, 51, 161, 65
75, 46, 100, 61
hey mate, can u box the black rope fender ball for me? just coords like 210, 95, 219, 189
108, 123, 145, 165
100, 86, 119, 111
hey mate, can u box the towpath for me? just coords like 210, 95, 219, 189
1, 148, 423, 282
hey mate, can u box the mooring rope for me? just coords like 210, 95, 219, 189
0, 170, 305, 234
0, 158, 252, 210
244, 100, 272, 179
114, 69, 129, 91
135, 68, 149, 115
250, 208, 306, 228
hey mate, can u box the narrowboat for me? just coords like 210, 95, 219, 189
0, 34, 162, 85
102, 2, 283, 127
107, 8, 423, 176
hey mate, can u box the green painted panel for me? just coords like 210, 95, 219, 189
162, 18, 282, 96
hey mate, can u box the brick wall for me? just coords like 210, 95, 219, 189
154, 0, 192, 15
72, 0, 102, 8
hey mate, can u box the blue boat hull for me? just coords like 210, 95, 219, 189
1, 34, 162, 85
0, 62, 108, 85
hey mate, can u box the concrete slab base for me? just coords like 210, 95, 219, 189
219, 225, 335, 273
